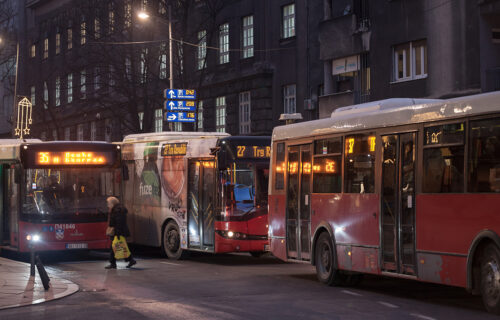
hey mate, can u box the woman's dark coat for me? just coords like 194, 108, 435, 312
109, 204, 130, 237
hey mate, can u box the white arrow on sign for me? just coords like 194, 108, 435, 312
168, 90, 176, 98
169, 101, 175, 108
167, 114, 177, 121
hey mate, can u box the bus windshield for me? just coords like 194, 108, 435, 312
22, 168, 120, 221
223, 163, 268, 216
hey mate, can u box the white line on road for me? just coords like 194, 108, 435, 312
160, 261, 182, 266
410, 313, 437, 320
377, 301, 399, 308
341, 290, 363, 297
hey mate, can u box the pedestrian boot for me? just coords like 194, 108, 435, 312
105, 264, 117, 269
126, 259, 137, 268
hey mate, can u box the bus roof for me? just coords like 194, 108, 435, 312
272, 91, 500, 141
122, 131, 230, 143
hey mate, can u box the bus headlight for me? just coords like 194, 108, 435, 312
27, 234, 41, 242
227, 231, 234, 238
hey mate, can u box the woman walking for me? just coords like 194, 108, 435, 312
105, 197, 137, 269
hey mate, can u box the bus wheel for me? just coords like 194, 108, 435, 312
315, 232, 338, 286
481, 244, 500, 314
162, 221, 185, 260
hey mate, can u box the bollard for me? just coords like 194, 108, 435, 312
35, 255, 50, 290
30, 244, 35, 277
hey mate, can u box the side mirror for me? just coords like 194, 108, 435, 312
122, 164, 129, 181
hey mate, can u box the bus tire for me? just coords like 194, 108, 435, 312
162, 221, 186, 260
315, 232, 340, 286
480, 243, 500, 314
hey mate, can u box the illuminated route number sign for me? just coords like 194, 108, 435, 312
162, 143, 188, 156
36, 151, 110, 165
236, 146, 271, 158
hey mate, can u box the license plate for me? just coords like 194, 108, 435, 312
66, 243, 88, 249
264, 244, 270, 251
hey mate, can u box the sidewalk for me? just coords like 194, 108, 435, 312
0, 257, 79, 310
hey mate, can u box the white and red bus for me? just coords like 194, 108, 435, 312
268, 91, 500, 313
0, 140, 122, 252
121, 133, 270, 259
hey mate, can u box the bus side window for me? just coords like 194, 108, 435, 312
275, 142, 285, 190
423, 123, 465, 193
468, 118, 500, 193
313, 138, 342, 193
344, 134, 376, 193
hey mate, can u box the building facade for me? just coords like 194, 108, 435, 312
318, 0, 500, 118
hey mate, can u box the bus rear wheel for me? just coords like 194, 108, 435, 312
315, 232, 338, 286
480, 244, 500, 314
162, 221, 186, 260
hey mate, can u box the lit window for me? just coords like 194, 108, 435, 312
154, 108, 163, 132
80, 70, 86, 99
159, 45, 167, 79
94, 18, 100, 39
239, 91, 251, 134
81, 21, 86, 45
90, 121, 96, 141
30, 86, 35, 107
219, 23, 229, 64
124, 1, 132, 28
197, 30, 207, 70
77, 124, 84, 140
138, 112, 144, 131
109, 9, 115, 33
67, 28, 73, 50
173, 122, 182, 132
67, 73, 73, 104
43, 81, 48, 108
43, 38, 48, 59
94, 67, 101, 91
282, 4, 295, 39
159, 1, 166, 14
140, 48, 148, 84
56, 33, 61, 54
55, 77, 61, 106
216, 96, 226, 132
30, 44, 36, 58
283, 84, 296, 114
242, 16, 254, 58
393, 40, 427, 82
197, 100, 203, 131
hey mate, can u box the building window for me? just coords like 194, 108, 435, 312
43, 81, 48, 108
197, 30, 207, 70
242, 15, 254, 59
125, 56, 132, 80
393, 40, 427, 82
65, 127, 71, 141
30, 44, 36, 58
30, 86, 35, 107
124, 1, 132, 28
159, 1, 166, 14
282, 4, 295, 39
81, 21, 86, 45
77, 124, 84, 140
159, 43, 167, 79
173, 122, 182, 132
55, 77, 61, 106
138, 111, 144, 131
40, 131, 47, 141
219, 23, 229, 64
140, 48, 148, 84
154, 108, 163, 132
239, 91, 251, 134
94, 18, 100, 39
43, 38, 48, 59
67, 73, 73, 104
94, 67, 101, 91
90, 121, 96, 141
67, 28, 73, 50
105, 119, 112, 142
81, 70, 86, 99
109, 9, 115, 33
197, 100, 203, 131
56, 33, 61, 54
109, 65, 115, 87
283, 84, 296, 114
52, 129, 57, 141
216, 96, 226, 132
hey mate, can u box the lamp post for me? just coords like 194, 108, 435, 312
137, 6, 174, 131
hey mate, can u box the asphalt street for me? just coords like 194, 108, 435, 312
0, 247, 496, 320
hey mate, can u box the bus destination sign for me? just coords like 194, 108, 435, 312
162, 143, 187, 156
36, 151, 111, 165
236, 146, 271, 158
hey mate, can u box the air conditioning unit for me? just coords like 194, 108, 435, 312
304, 98, 316, 110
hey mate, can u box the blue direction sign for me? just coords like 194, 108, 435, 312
165, 112, 196, 123
164, 89, 196, 100
165, 100, 196, 112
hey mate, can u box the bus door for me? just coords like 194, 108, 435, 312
286, 145, 312, 260
187, 159, 215, 251
381, 132, 416, 275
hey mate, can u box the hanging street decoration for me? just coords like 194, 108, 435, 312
14, 97, 33, 139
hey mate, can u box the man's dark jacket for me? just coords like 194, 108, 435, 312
109, 204, 130, 237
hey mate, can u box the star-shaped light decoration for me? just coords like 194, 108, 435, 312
14, 97, 33, 139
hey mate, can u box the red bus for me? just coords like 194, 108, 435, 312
0, 140, 121, 252
121, 133, 270, 259
268, 91, 500, 313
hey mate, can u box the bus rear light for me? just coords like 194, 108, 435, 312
215, 230, 267, 241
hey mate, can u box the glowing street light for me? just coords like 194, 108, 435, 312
137, 11, 150, 20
